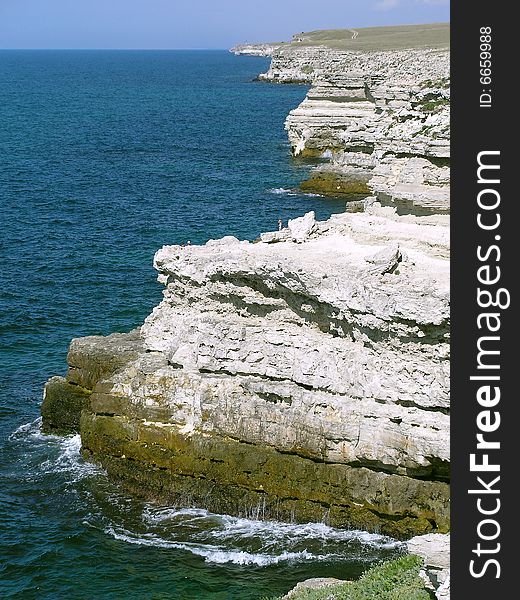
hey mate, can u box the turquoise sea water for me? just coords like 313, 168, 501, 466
0, 50, 401, 599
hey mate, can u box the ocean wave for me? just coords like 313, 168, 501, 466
269, 187, 295, 195
9, 418, 101, 482
98, 505, 405, 566
10, 421, 401, 567
140, 506, 207, 523
39, 434, 100, 480
9, 416, 45, 441
141, 506, 401, 550
106, 525, 335, 566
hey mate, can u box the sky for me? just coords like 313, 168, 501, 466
0, 0, 450, 49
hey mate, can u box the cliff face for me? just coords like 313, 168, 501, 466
260, 44, 450, 213
142, 208, 449, 475
43, 207, 449, 538
42, 28, 450, 541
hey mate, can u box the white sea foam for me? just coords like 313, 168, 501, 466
9, 416, 44, 441
10, 418, 101, 481
11, 419, 402, 567
196, 548, 322, 566
44, 435, 101, 483
142, 506, 402, 550
267, 187, 325, 198
268, 187, 294, 195
142, 506, 210, 524
106, 526, 335, 566
105, 505, 406, 566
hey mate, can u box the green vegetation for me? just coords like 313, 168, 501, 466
420, 77, 450, 89
417, 98, 450, 113
286, 23, 449, 52
261, 555, 430, 600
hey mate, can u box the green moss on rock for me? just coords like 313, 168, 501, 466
41, 376, 91, 434
300, 172, 370, 196
79, 410, 449, 539
41, 330, 144, 435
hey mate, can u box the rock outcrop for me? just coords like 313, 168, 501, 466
259, 41, 450, 213
282, 578, 345, 599
42, 25, 450, 543
43, 205, 450, 539
41, 330, 144, 434
407, 533, 450, 599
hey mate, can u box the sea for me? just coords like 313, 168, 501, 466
0, 50, 402, 599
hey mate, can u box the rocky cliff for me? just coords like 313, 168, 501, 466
258, 27, 450, 214
43, 206, 450, 539
42, 25, 450, 542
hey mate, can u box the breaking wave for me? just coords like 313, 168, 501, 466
10, 421, 402, 569
9, 417, 101, 482
105, 506, 403, 566
106, 526, 324, 566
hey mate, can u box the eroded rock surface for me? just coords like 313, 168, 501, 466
259, 43, 449, 212
42, 27, 450, 541
43, 207, 450, 538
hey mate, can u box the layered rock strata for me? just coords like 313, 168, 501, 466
41, 330, 144, 434
43, 207, 450, 539
259, 44, 449, 212
42, 27, 451, 542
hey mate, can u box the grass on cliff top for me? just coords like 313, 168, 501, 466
287, 22, 449, 51
261, 555, 430, 600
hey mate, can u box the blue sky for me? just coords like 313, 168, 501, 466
0, 0, 449, 49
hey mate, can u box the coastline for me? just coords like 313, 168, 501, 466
40, 25, 451, 598
257, 30, 449, 215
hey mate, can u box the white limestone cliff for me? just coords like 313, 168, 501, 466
259, 44, 450, 212
140, 205, 450, 481
42, 27, 451, 540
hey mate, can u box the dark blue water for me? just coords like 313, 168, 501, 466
0, 51, 400, 599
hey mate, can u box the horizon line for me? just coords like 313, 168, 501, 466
0, 47, 232, 51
